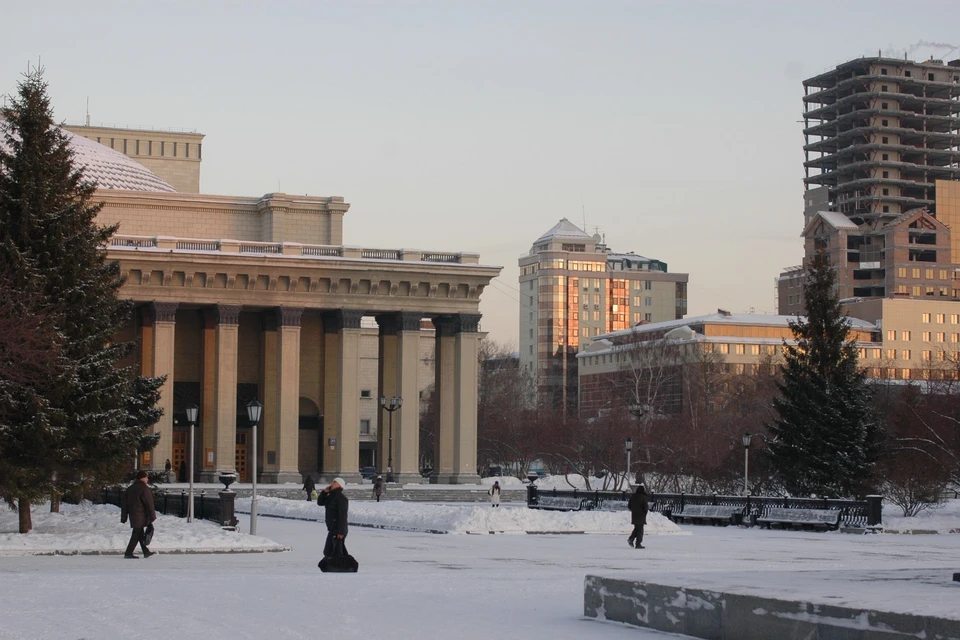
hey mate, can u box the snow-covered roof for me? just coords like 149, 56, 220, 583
0, 119, 176, 193
60, 128, 176, 192
803, 211, 860, 236
598, 311, 878, 340
534, 218, 593, 244
817, 211, 859, 230
607, 251, 653, 263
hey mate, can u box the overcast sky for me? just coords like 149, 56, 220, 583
2, 1, 958, 345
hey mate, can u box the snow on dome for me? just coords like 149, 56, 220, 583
58, 128, 176, 193
534, 218, 593, 244
0, 120, 176, 193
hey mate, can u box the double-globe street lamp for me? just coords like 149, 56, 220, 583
186, 405, 199, 523
246, 399, 263, 535
379, 395, 402, 483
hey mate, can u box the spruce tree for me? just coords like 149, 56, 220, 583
767, 251, 880, 498
0, 69, 163, 531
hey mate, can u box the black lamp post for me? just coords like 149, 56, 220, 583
742, 433, 753, 495
379, 395, 402, 483
246, 399, 263, 535
624, 437, 633, 487
186, 405, 199, 523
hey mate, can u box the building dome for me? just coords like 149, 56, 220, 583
1, 120, 176, 193
59, 128, 176, 192
534, 218, 593, 244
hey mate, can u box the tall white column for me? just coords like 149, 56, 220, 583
377, 313, 424, 484
321, 310, 363, 484
263, 307, 303, 483
148, 302, 178, 471
213, 305, 241, 477
433, 313, 482, 484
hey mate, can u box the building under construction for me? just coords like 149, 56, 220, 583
778, 55, 960, 315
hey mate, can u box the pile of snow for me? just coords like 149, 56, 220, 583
534, 474, 630, 491
237, 496, 686, 535
0, 502, 288, 556
479, 476, 526, 487
882, 499, 960, 534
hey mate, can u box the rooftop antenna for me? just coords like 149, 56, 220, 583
85, 97, 90, 126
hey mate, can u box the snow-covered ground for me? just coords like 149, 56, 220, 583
1, 509, 958, 640
882, 498, 960, 534
0, 502, 288, 556
237, 496, 686, 535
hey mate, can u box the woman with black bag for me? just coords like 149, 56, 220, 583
317, 478, 358, 572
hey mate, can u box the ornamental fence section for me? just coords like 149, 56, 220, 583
99, 486, 238, 530
525, 485, 882, 527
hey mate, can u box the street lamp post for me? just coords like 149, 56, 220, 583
246, 400, 263, 535
742, 433, 753, 495
624, 438, 633, 487
379, 395, 402, 483
186, 405, 199, 523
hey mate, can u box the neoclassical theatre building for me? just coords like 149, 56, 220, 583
61, 123, 500, 484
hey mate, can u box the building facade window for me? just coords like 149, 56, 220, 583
360, 419, 371, 435
922, 313, 931, 323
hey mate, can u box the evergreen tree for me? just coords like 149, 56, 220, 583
767, 251, 880, 498
0, 69, 163, 531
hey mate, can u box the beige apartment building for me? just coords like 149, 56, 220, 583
519, 219, 688, 412
578, 310, 877, 418
842, 297, 960, 380
58, 122, 500, 485
579, 298, 960, 417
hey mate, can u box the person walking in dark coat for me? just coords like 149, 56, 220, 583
317, 477, 349, 558
303, 475, 316, 501
372, 476, 384, 502
627, 485, 649, 549
121, 471, 157, 559
178, 460, 187, 483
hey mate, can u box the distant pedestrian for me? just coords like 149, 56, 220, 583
303, 475, 316, 501
627, 484, 649, 549
373, 475, 384, 502
121, 470, 157, 559
164, 459, 172, 483
488, 480, 501, 508
178, 460, 187, 483
317, 477, 349, 558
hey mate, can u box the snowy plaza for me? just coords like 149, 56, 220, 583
2, 498, 959, 640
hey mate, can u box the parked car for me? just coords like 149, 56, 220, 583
359, 466, 377, 480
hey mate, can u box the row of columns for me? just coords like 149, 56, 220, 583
139, 303, 481, 484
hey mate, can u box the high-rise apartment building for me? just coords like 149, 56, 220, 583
519, 219, 688, 412
778, 55, 960, 315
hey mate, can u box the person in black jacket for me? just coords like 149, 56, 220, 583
317, 477, 349, 557
627, 485, 649, 549
121, 471, 157, 559
303, 475, 316, 501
